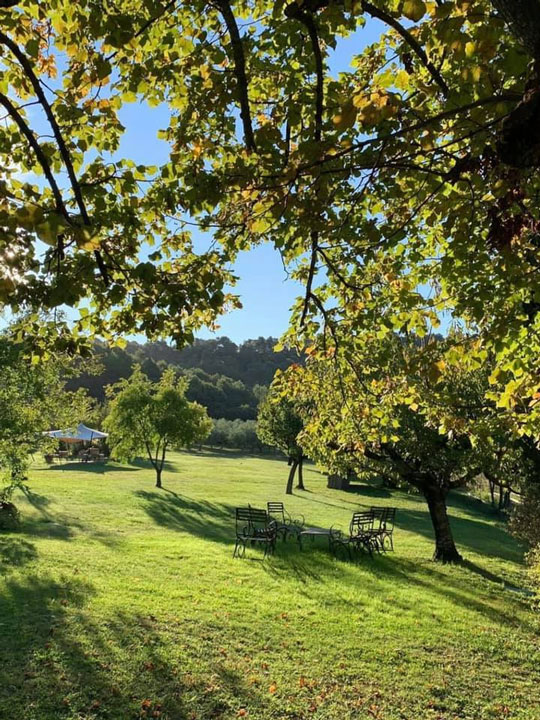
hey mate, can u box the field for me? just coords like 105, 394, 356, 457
0, 450, 538, 720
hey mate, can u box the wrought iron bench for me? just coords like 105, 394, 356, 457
267, 502, 304, 541
370, 506, 396, 551
233, 507, 277, 559
330, 510, 379, 560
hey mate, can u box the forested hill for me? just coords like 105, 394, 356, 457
68, 337, 301, 421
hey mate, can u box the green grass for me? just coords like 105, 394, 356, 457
0, 450, 538, 720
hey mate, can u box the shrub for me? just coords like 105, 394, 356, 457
0, 501, 20, 531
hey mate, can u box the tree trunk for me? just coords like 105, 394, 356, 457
423, 485, 462, 563
488, 477, 496, 507
286, 459, 298, 495
155, 467, 162, 488
295, 456, 305, 490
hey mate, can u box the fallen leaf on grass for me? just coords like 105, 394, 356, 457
269, 683, 277, 694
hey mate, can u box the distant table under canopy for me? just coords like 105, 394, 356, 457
44, 423, 108, 444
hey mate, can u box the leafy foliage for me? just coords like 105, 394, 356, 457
104, 366, 212, 487
256, 390, 304, 462
2, 0, 540, 436
279, 332, 523, 561
0, 335, 86, 494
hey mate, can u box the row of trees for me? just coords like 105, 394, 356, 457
66, 338, 285, 419
257, 333, 540, 565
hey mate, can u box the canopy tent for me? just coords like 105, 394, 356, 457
44, 423, 108, 444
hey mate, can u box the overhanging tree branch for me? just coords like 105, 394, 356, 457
362, 1, 450, 97
0, 91, 69, 219
215, 0, 256, 152
0, 32, 110, 284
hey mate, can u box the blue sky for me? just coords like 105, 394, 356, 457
111, 18, 385, 344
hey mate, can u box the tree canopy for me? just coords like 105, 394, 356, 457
279, 332, 533, 561
104, 366, 212, 487
2, 1, 540, 409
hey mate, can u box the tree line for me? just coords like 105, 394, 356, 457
66, 337, 300, 421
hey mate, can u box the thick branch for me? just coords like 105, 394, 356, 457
0, 92, 68, 219
491, 0, 540, 59
0, 32, 110, 283
285, 3, 324, 143
362, 1, 449, 96
300, 233, 319, 327
215, 0, 256, 152
0, 31, 90, 223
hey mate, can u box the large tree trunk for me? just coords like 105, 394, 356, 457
423, 485, 462, 563
286, 459, 298, 495
155, 467, 162, 489
295, 456, 305, 490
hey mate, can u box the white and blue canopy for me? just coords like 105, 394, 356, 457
44, 423, 108, 443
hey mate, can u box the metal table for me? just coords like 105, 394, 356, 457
298, 526, 338, 551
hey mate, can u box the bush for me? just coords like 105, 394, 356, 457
207, 419, 272, 452
0, 501, 20, 531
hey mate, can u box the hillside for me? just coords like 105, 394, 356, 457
67, 337, 301, 420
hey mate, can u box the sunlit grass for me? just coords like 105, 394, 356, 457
0, 450, 538, 719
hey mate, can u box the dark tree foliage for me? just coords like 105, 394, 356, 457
66, 337, 300, 420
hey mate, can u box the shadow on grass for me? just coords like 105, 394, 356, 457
15, 487, 121, 547
0, 537, 37, 569
397, 503, 523, 564
134, 489, 236, 545
42, 461, 139, 475
0, 573, 268, 720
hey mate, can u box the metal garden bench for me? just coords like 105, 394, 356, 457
330, 510, 379, 560
370, 506, 396, 552
233, 507, 277, 559
266, 502, 304, 541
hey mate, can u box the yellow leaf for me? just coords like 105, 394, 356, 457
332, 101, 357, 130
465, 41, 476, 58
402, 0, 426, 22
269, 682, 277, 694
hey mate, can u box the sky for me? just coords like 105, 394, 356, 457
108, 18, 385, 344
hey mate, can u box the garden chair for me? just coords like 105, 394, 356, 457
370, 506, 396, 551
330, 510, 378, 560
267, 502, 304, 541
233, 507, 277, 559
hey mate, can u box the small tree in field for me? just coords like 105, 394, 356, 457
256, 389, 305, 494
105, 367, 211, 488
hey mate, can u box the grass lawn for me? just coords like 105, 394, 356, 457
0, 450, 538, 720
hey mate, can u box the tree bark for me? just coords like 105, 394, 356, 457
286, 458, 298, 495
295, 456, 305, 490
423, 485, 462, 563
155, 467, 162, 488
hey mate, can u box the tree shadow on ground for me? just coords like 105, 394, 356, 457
134, 489, 236, 545
0, 573, 268, 720
266, 542, 535, 632
195, 446, 284, 461
397, 505, 523, 564
42, 461, 140, 475
344, 483, 393, 498
14, 487, 121, 547
0, 537, 37, 570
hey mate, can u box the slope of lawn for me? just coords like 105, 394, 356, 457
0, 450, 538, 720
